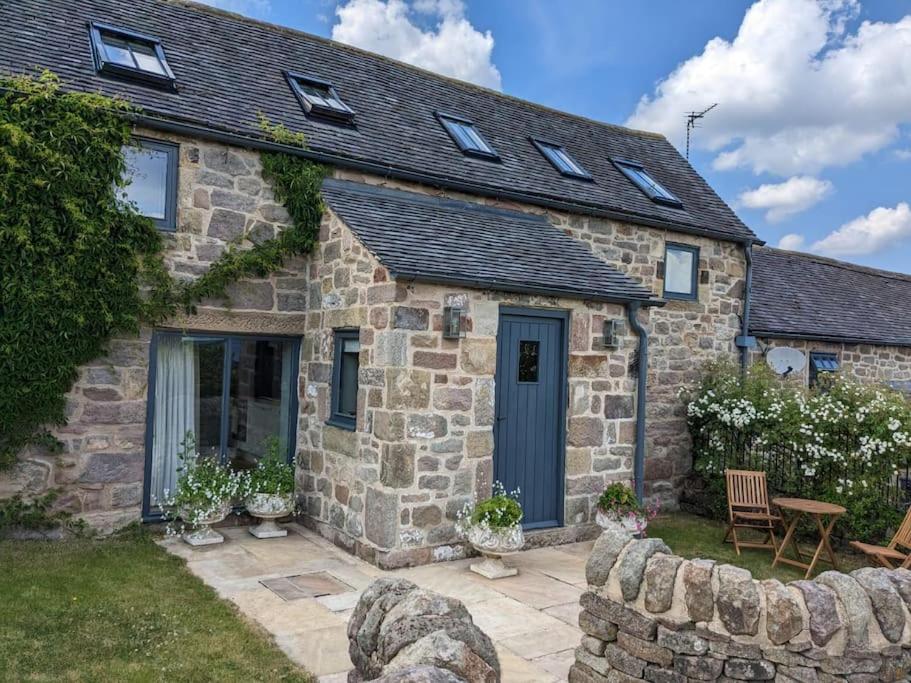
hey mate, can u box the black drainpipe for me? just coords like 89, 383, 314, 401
627, 302, 648, 503
739, 240, 754, 373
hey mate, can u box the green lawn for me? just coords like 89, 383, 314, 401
649, 512, 867, 581
0, 528, 311, 682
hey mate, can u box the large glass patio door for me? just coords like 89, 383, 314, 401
143, 331, 300, 517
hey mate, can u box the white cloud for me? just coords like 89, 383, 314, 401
194, 0, 271, 17
738, 176, 832, 222
627, 0, 911, 176
895, 148, 911, 161
810, 203, 911, 256
778, 233, 806, 251
331, 0, 502, 89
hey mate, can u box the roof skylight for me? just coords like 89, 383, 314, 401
436, 113, 499, 160
532, 138, 591, 180
89, 22, 175, 89
286, 71, 355, 124
613, 158, 682, 208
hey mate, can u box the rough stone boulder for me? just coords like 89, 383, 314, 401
347, 578, 499, 682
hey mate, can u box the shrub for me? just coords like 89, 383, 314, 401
684, 361, 909, 542
597, 481, 642, 515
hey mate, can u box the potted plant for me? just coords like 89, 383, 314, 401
164, 435, 245, 546
243, 437, 296, 539
457, 482, 524, 579
595, 481, 656, 536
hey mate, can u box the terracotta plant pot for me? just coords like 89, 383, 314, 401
245, 493, 294, 539
466, 524, 525, 579
180, 502, 232, 546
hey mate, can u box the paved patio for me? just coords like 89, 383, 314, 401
161, 523, 592, 681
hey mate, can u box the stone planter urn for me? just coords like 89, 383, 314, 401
596, 508, 647, 537
466, 524, 525, 579
245, 493, 294, 539
180, 502, 232, 546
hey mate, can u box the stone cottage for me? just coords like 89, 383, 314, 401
749, 247, 911, 391
0, 0, 758, 564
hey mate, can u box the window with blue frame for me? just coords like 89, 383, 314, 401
531, 138, 591, 180
810, 352, 840, 388
663, 243, 699, 300
329, 329, 361, 430
144, 332, 300, 517
285, 71, 355, 124
120, 138, 179, 231
613, 158, 682, 208
89, 22, 176, 89
436, 113, 499, 159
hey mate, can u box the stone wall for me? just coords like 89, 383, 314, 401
298, 203, 639, 567
557, 216, 746, 507
752, 338, 911, 389
347, 577, 498, 682
0, 130, 309, 531
571, 525, 911, 682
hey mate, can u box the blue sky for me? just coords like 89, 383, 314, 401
205, 0, 911, 273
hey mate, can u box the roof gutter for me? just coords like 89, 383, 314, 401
129, 112, 760, 247
626, 301, 649, 503
750, 331, 911, 349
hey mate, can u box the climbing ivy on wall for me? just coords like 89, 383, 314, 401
0, 72, 326, 470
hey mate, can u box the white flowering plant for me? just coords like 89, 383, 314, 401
456, 481, 523, 533
683, 361, 910, 542
162, 433, 245, 534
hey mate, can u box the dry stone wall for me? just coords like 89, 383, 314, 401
298, 202, 640, 566
0, 131, 309, 531
572, 524, 911, 682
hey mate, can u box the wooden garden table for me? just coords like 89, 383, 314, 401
772, 498, 845, 579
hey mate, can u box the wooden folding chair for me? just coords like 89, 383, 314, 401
850, 505, 911, 569
724, 469, 783, 555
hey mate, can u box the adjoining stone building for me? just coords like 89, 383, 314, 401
749, 247, 911, 391
0, 0, 758, 562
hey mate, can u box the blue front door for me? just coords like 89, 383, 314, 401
493, 308, 567, 529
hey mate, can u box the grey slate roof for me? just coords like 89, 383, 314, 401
750, 247, 911, 347
0, 0, 757, 245
321, 179, 657, 304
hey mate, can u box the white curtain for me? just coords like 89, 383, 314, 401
149, 336, 197, 507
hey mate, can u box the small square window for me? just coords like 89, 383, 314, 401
330, 329, 360, 430
120, 138, 178, 231
663, 243, 699, 300
613, 158, 682, 208
531, 138, 591, 180
810, 352, 839, 388
286, 71, 355, 124
436, 113, 499, 160
89, 22, 175, 89
518, 340, 540, 383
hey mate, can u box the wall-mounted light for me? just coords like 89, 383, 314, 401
602, 319, 621, 349
442, 306, 466, 339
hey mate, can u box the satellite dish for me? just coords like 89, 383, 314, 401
766, 347, 806, 376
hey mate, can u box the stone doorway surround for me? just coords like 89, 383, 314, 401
161, 523, 592, 681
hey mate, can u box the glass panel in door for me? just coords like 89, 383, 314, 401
226, 338, 295, 471
148, 336, 225, 509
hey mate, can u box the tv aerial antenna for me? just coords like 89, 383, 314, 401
685, 103, 718, 159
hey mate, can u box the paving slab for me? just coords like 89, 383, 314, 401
160, 524, 589, 681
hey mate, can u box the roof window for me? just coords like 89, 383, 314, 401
436, 113, 499, 160
286, 71, 355, 124
532, 138, 591, 180
613, 158, 682, 208
89, 22, 175, 89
